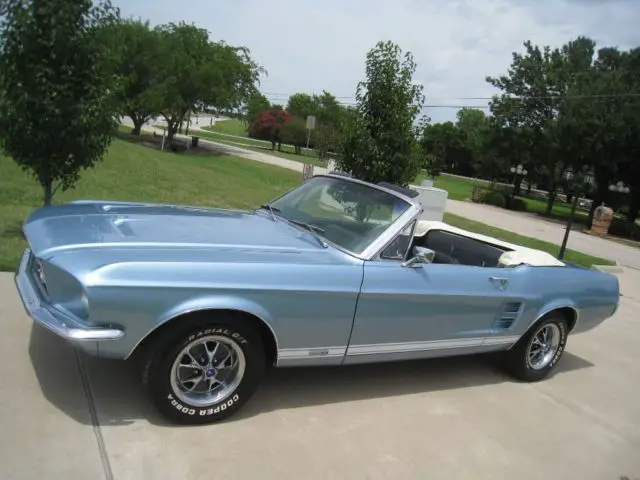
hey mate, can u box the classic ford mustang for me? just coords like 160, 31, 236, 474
15, 173, 620, 424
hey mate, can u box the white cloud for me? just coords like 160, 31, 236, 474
113, 0, 640, 122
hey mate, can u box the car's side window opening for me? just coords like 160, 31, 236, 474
379, 220, 416, 260
416, 229, 510, 267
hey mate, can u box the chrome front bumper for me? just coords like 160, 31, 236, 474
14, 249, 124, 341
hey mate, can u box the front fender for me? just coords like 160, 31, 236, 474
126, 295, 278, 358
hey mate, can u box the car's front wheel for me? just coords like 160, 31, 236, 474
503, 312, 568, 382
142, 316, 266, 425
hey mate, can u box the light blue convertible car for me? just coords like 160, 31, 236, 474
15, 173, 620, 424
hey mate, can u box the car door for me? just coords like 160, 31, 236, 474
344, 255, 527, 364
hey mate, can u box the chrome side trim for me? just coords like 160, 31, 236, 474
483, 335, 521, 346
346, 336, 520, 356
278, 346, 347, 361
14, 249, 124, 341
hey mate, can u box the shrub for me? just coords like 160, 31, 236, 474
480, 190, 507, 208
507, 197, 528, 212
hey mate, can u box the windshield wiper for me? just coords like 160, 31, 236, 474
286, 219, 327, 248
259, 204, 280, 222
287, 219, 325, 234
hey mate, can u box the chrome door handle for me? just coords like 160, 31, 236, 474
489, 276, 508, 288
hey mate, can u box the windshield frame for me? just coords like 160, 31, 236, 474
263, 174, 423, 260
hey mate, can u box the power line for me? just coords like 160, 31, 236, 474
264, 95, 490, 109
263, 91, 640, 102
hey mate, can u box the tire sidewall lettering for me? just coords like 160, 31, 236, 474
547, 322, 567, 369
186, 328, 249, 345
167, 389, 241, 417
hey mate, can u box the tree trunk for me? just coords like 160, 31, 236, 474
131, 118, 144, 135
514, 177, 523, 196
185, 110, 191, 136
545, 181, 556, 215
43, 180, 53, 206
128, 112, 148, 135
166, 122, 178, 146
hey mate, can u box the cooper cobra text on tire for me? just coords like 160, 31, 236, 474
142, 315, 266, 425
503, 312, 568, 382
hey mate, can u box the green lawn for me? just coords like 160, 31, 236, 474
197, 128, 326, 167
152, 124, 328, 168
0, 135, 612, 271
0, 136, 301, 271
206, 118, 248, 136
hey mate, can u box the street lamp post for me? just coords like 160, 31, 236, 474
510, 164, 528, 202
608, 181, 630, 195
558, 167, 593, 260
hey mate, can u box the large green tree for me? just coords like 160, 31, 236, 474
0, 0, 121, 205
487, 37, 596, 213
108, 19, 163, 135
338, 41, 425, 186
244, 91, 270, 127
420, 122, 466, 177
561, 46, 640, 223
154, 22, 264, 144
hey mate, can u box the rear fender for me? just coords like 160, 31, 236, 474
528, 298, 578, 332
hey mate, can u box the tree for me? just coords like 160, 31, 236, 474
248, 107, 289, 150
244, 92, 270, 127
286, 93, 317, 120
487, 37, 596, 213
286, 90, 348, 133
315, 124, 342, 161
420, 122, 466, 177
108, 19, 163, 135
561, 46, 640, 224
153, 22, 264, 145
281, 115, 307, 154
338, 41, 426, 186
0, 0, 121, 206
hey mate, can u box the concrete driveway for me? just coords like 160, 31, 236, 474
1, 271, 639, 480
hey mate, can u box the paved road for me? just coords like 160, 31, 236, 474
1, 271, 639, 479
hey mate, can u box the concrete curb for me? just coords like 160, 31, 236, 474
591, 261, 624, 274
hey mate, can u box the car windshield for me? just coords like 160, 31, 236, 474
267, 176, 412, 255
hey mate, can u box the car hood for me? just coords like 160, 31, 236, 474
23, 200, 326, 259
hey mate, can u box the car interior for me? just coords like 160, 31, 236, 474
381, 226, 513, 268
412, 229, 512, 267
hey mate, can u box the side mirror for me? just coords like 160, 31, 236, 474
401, 246, 435, 268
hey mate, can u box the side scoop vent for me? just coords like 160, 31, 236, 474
494, 302, 523, 330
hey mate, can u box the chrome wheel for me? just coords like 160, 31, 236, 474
526, 323, 561, 371
170, 335, 246, 407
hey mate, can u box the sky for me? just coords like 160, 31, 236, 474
112, 0, 640, 123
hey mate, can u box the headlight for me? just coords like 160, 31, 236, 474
33, 258, 48, 294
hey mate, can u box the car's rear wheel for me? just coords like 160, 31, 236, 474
502, 312, 568, 382
142, 315, 266, 425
